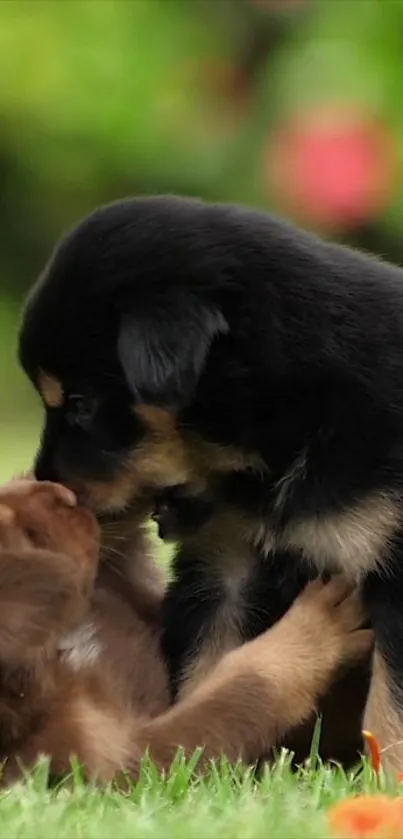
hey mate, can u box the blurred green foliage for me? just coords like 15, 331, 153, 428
2, 0, 403, 476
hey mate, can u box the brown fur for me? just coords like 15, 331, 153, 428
131, 580, 371, 774
134, 406, 266, 494
0, 479, 372, 785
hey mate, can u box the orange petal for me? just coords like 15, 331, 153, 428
329, 796, 403, 839
363, 730, 382, 773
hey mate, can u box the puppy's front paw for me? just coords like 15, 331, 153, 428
0, 479, 101, 660
0, 479, 100, 585
282, 577, 373, 689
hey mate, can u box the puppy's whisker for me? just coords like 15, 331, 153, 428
100, 523, 128, 534
100, 555, 127, 582
380, 738, 403, 755
101, 545, 128, 562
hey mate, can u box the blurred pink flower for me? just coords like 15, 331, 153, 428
266, 105, 397, 230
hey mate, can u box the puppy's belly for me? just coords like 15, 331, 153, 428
254, 491, 400, 580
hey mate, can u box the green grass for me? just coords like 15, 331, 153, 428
1, 754, 400, 839
0, 422, 400, 837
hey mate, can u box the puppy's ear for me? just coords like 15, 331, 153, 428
117, 293, 228, 407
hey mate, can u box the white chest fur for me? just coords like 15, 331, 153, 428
58, 623, 104, 672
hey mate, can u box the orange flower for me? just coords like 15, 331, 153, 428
363, 730, 382, 774
329, 796, 403, 838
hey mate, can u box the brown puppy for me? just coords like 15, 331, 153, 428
0, 479, 372, 785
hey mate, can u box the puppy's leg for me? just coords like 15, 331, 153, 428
3, 578, 370, 787
0, 485, 99, 761
0, 484, 99, 661
0, 670, 93, 788
363, 555, 403, 772
0, 548, 95, 663
0, 543, 98, 764
128, 578, 372, 775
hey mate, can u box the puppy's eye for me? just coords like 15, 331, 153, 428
66, 395, 98, 430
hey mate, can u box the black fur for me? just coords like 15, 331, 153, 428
18, 195, 403, 759
162, 537, 314, 699
159, 489, 370, 767
118, 299, 228, 407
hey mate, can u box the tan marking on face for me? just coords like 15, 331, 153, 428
78, 439, 189, 514
188, 436, 266, 483
136, 405, 266, 479
80, 405, 266, 514
135, 405, 178, 437
363, 648, 403, 774
136, 405, 266, 492
72, 404, 186, 511
134, 404, 191, 485
37, 370, 64, 408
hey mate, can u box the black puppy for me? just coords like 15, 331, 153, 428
19, 195, 401, 767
